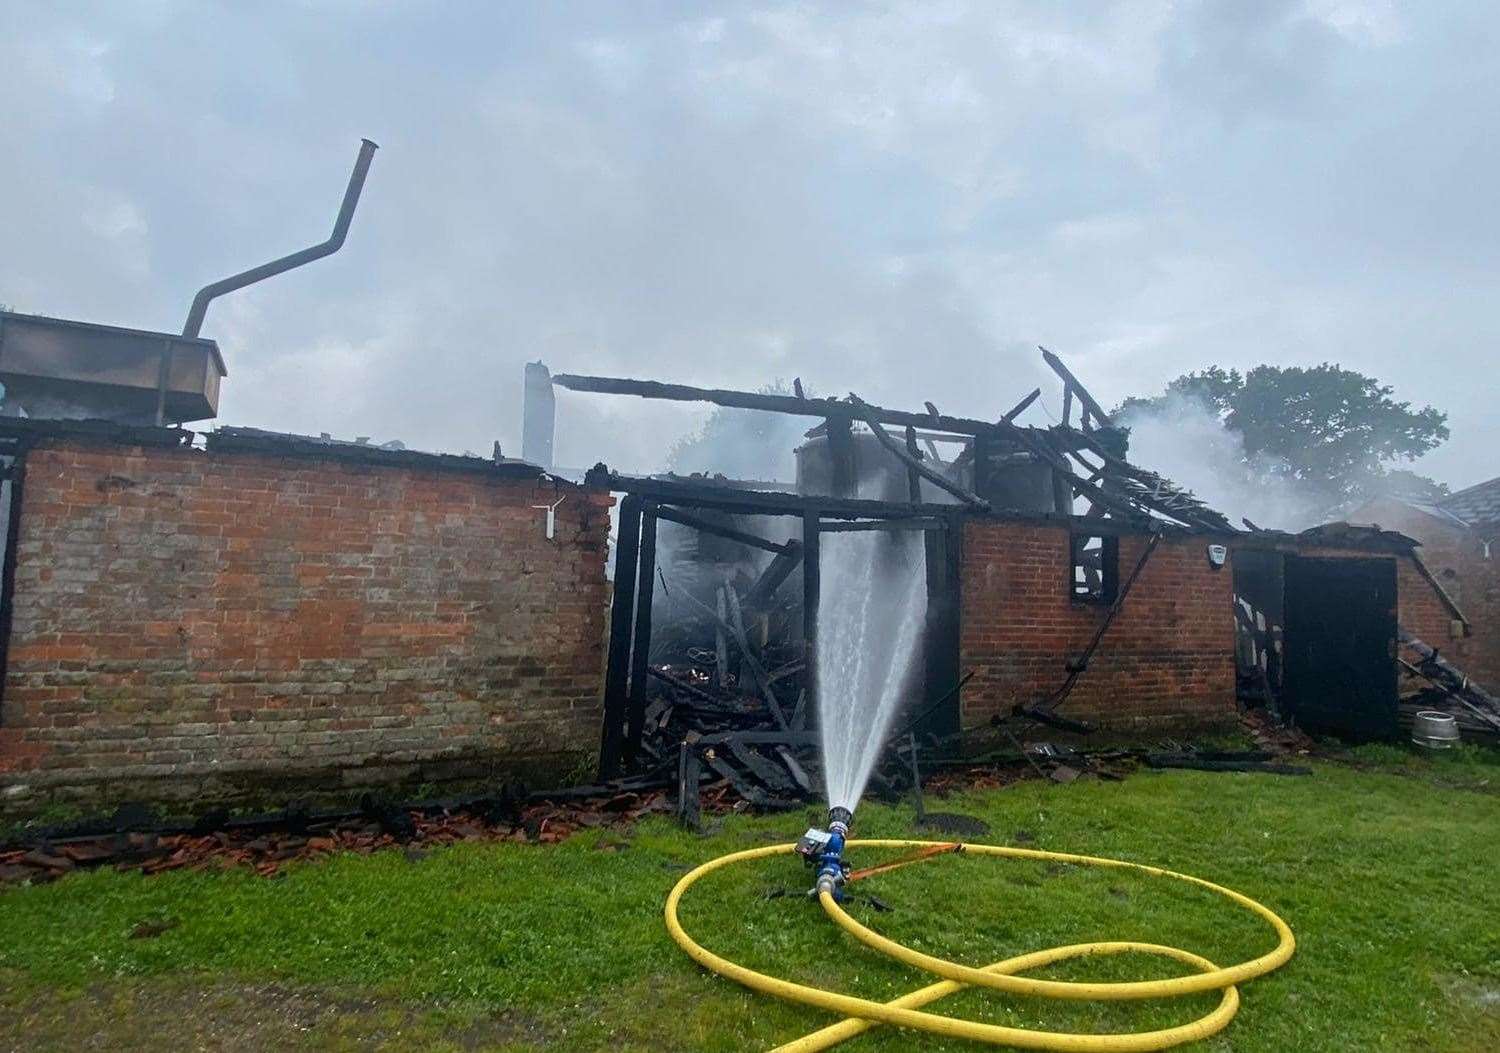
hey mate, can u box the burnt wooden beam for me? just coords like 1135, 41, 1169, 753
970, 430, 997, 502
1008, 430, 1153, 524
789, 689, 808, 731
852, 398, 989, 510
1053, 428, 1233, 530
727, 738, 797, 793
605, 467, 1188, 535
724, 586, 789, 729
1002, 387, 1042, 423
1040, 347, 1113, 427
624, 504, 658, 765
776, 745, 813, 792
903, 425, 924, 504
603, 471, 963, 520
649, 665, 720, 704
554, 372, 1006, 435
675, 584, 789, 729
676, 742, 702, 829
802, 510, 821, 717
715, 588, 731, 687
826, 415, 858, 498
744, 542, 804, 608
599, 494, 643, 779
820, 518, 944, 533
690, 729, 819, 747
1399, 629, 1495, 704
653, 504, 795, 554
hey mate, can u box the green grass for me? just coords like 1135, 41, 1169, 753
2, 752, 1497, 1051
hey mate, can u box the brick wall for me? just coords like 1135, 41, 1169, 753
1351, 499, 1499, 691
0, 436, 610, 814
959, 521, 1238, 733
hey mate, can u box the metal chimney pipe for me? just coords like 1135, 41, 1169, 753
182, 138, 379, 339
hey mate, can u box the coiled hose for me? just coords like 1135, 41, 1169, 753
664, 839, 1295, 1052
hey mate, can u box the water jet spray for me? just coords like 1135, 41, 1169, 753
664, 524, 1297, 1051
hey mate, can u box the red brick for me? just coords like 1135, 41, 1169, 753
0, 439, 609, 813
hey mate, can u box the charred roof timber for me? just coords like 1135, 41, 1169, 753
557, 350, 1237, 533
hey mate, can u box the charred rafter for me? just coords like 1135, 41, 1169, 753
566, 356, 1238, 533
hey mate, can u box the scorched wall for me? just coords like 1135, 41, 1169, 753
959, 521, 1238, 732
0, 430, 609, 814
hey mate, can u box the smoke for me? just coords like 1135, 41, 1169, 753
644, 400, 807, 619
1116, 391, 1328, 531
665, 385, 811, 485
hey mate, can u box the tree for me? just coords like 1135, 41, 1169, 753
1115, 363, 1449, 506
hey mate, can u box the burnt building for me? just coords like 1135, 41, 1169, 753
1351, 479, 1500, 691
0, 346, 1484, 817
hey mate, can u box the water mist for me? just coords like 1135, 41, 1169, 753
816, 529, 928, 814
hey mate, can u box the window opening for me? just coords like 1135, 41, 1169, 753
1070, 533, 1118, 604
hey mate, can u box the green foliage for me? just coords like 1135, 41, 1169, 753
2, 759, 1497, 1051
1118, 364, 1449, 504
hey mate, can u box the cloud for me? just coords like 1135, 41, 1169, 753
0, 2, 1494, 489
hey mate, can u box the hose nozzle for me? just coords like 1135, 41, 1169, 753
814, 807, 853, 898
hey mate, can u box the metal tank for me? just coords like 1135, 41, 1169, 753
794, 426, 1058, 512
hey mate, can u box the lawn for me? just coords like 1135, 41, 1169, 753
1, 749, 1496, 1052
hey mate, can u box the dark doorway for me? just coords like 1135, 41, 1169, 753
1282, 556, 1397, 740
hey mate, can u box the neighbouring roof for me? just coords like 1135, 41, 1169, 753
1438, 476, 1500, 526
1348, 494, 1470, 530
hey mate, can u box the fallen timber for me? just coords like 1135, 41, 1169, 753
1397, 627, 1500, 739
572, 352, 1252, 821
850, 394, 990, 510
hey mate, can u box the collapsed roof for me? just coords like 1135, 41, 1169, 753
556, 348, 1237, 533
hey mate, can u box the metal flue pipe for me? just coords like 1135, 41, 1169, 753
182, 138, 379, 338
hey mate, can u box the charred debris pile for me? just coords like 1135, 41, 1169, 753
1398, 629, 1500, 742
555, 350, 1251, 826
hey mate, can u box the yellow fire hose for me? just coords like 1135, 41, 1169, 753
664, 839, 1295, 1051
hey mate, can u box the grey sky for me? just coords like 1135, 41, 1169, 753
3, 1, 1495, 488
